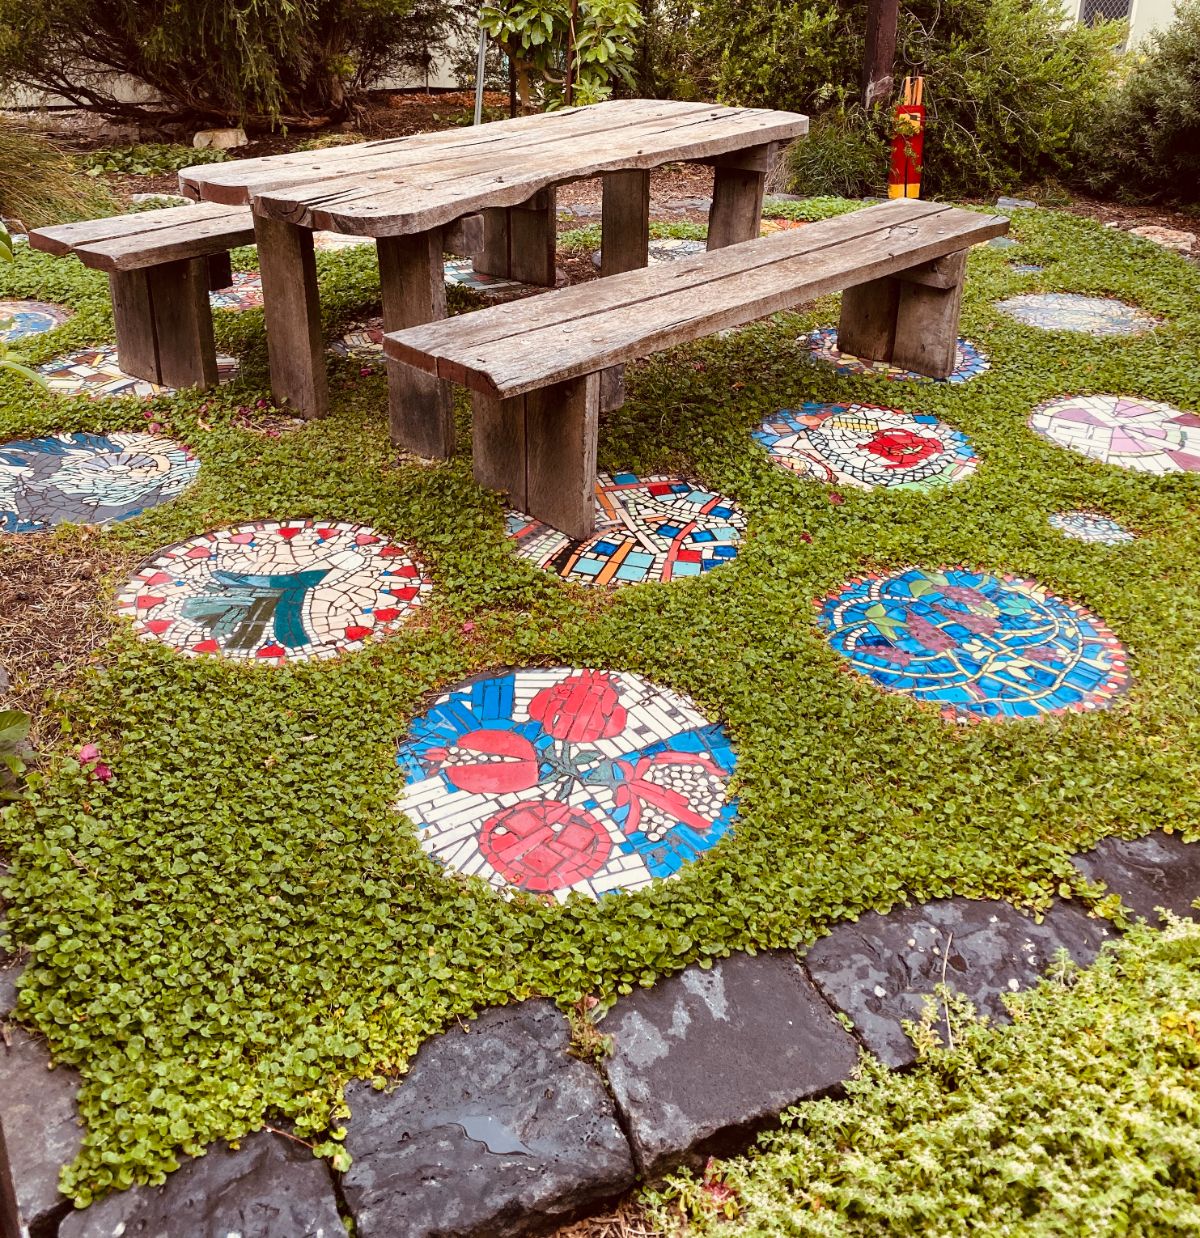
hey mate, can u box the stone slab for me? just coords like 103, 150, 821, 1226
601, 951, 859, 1176
58, 1130, 343, 1238
341, 999, 634, 1238
0, 1022, 81, 1238
803, 897, 1115, 1069
996, 196, 1038, 209
1073, 831, 1200, 921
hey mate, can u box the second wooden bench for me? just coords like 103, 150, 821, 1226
383, 198, 1009, 539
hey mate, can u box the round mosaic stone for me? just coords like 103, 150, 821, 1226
330, 316, 384, 358
209, 271, 264, 311
1028, 394, 1200, 474
506, 473, 745, 586
443, 258, 534, 299
1049, 511, 1136, 545
816, 566, 1130, 720
0, 300, 72, 342
1010, 263, 1045, 275
802, 327, 990, 384
37, 345, 238, 399
996, 293, 1158, 336
753, 402, 978, 491
0, 431, 199, 533
396, 666, 737, 899
313, 231, 375, 252
115, 520, 432, 663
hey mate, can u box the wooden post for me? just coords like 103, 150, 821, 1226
891, 250, 967, 379
108, 270, 161, 384
476, 209, 510, 278
524, 373, 600, 540
206, 251, 233, 292
378, 230, 455, 458
601, 169, 650, 277
473, 189, 557, 286
706, 144, 777, 250
472, 390, 527, 507
147, 257, 218, 390
837, 276, 902, 363
253, 215, 328, 418
862, 0, 900, 109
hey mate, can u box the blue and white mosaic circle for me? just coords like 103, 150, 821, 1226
802, 328, 990, 384
0, 431, 199, 532
506, 473, 745, 586
396, 666, 737, 899
996, 293, 1159, 336
754, 402, 978, 491
1049, 511, 1136, 545
816, 567, 1130, 720
0, 300, 72, 342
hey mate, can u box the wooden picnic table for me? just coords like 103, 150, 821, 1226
178, 99, 808, 457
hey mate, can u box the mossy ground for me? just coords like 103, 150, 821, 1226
0, 207, 1198, 1202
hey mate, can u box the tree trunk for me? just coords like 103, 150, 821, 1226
861, 0, 900, 109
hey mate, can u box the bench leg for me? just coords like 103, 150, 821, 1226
254, 215, 328, 419
473, 372, 600, 540
598, 169, 650, 412
839, 250, 968, 381
108, 260, 218, 390
206, 251, 233, 291
378, 231, 455, 459
474, 189, 557, 287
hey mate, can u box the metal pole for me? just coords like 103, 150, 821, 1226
474, 24, 488, 125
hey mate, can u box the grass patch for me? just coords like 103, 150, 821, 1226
0, 209, 1198, 1203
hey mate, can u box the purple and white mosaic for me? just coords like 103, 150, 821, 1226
1029, 394, 1200, 474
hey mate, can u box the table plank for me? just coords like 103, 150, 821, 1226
385, 203, 1007, 397
249, 107, 808, 236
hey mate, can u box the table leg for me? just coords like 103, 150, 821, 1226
378, 230, 455, 459
706, 143, 778, 249
598, 169, 651, 412
473, 189, 557, 287
253, 215, 328, 419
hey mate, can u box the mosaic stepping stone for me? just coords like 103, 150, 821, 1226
754, 402, 977, 491
506, 473, 745, 586
443, 258, 535, 299
759, 218, 805, 235
591, 238, 708, 271
816, 566, 1130, 720
330, 316, 384, 358
1028, 394, 1200, 475
0, 300, 72, 342
988, 236, 1020, 250
802, 328, 990, 384
1049, 511, 1136, 545
996, 293, 1159, 336
1010, 263, 1045, 275
0, 431, 199, 533
37, 345, 238, 399
396, 667, 737, 899
209, 271, 263, 311
115, 520, 431, 663
313, 231, 375, 252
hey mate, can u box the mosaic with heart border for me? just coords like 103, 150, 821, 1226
802, 327, 990, 384
1, 431, 198, 533
754, 402, 978, 491
0, 299, 73, 342
396, 666, 737, 899
115, 520, 432, 663
506, 474, 745, 586
1029, 394, 1200, 474
816, 566, 1130, 720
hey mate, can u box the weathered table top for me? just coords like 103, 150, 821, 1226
178, 99, 809, 238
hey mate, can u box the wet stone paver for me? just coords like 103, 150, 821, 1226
803, 897, 1117, 1068
506, 474, 745, 586
341, 1000, 634, 1238
0, 431, 199, 532
802, 327, 990, 383
816, 567, 1131, 721
115, 520, 432, 663
602, 952, 859, 1175
1072, 830, 1200, 921
396, 667, 737, 899
754, 402, 978, 491
996, 293, 1159, 336
1029, 394, 1200, 474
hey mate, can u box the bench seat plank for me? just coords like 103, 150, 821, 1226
385, 200, 1007, 398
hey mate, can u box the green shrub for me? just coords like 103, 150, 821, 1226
784, 109, 889, 199
654, 917, 1200, 1236
80, 145, 229, 178
1076, 0, 1200, 203
0, 123, 116, 227
694, 0, 1124, 198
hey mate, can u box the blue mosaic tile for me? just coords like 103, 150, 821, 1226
996, 293, 1159, 336
0, 299, 72, 341
1049, 511, 1136, 545
802, 328, 990, 384
395, 667, 738, 899
816, 567, 1131, 721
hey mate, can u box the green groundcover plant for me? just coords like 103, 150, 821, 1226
0, 207, 1199, 1208
652, 915, 1200, 1236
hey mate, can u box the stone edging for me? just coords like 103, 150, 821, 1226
2, 830, 1198, 1237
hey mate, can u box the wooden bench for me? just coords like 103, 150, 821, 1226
383, 199, 1009, 539
30, 203, 255, 389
